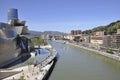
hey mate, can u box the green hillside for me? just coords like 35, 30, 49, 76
83, 20, 120, 35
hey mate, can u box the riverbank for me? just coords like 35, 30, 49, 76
68, 42, 120, 61
49, 40, 120, 80
54, 40, 120, 62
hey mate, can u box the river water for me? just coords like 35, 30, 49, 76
48, 41, 120, 80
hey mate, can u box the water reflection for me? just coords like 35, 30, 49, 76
49, 41, 120, 80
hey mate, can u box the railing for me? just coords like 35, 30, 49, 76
1, 48, 57, 80
35, 48, 57, 68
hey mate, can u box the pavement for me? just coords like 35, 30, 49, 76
1, 47, 57, 80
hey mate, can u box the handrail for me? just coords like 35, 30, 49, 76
35, 48, 57, 68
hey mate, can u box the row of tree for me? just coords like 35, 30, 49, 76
32, 38, 47, 46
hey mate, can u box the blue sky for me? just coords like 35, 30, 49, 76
0, 0, 120, 33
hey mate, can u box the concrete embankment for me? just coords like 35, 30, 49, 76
35, 48, 57, 68
42, 56, 58, 80
67, 42, 120, 61
1, 48, 57, 80
54, 40, 120, 62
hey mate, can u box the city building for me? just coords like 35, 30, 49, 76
83, 35, 91, 43
0, 8, 31, 68
70, 30, 83, 41
95, 31, 105, 36
63, 34, 74, 40
40, 34, 50, 40
103, 35, 112, 48
117, 29, 120, 34
90, 36, 104, 49
48, 34, 62, 40
7, 8, 27, 35
8, 8, 18, 22
111, 34, 120, 49
71, 30, 82, 35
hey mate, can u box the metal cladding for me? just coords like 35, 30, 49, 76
0, 8, 30, 68
8, 8, 18, 21
9, 19, 26, 26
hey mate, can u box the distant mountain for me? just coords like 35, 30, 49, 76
29, 30, 67, 36
43, 31, 67, 36
29, 31, 43, 35
83, 20, 120, 35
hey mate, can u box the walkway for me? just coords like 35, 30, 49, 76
1, 48, 57, 80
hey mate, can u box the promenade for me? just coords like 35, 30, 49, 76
1, 48, 57, 80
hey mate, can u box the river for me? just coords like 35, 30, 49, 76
48, 41, 120, 80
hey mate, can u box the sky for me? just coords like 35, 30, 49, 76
0, 0, 120, 33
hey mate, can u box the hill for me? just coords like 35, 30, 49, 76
29, 31, 67, 36
83, 20, 120, 35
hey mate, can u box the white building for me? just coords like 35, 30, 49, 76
90, 36, 104, 49
64, 34, 74, 40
